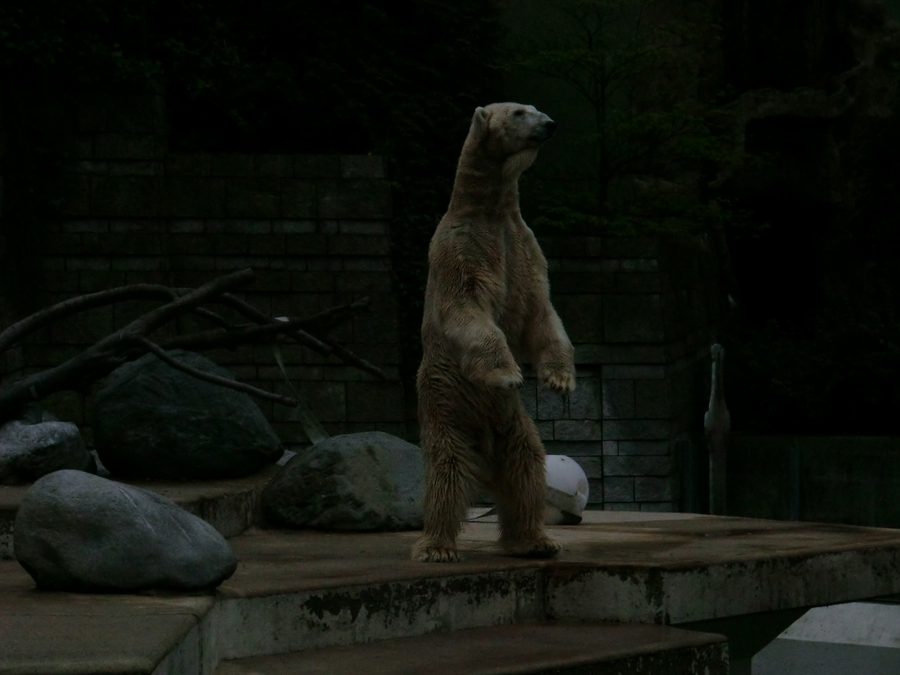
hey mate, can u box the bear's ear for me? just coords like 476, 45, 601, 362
470, 106, 490, 138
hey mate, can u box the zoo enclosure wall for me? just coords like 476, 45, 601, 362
0, 88, 721, 512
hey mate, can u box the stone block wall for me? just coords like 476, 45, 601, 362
1, 87, 720, 510
532, 235, 719, 511
17, 139, 403, 446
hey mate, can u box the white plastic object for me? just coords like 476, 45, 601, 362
544, 455, 589, 525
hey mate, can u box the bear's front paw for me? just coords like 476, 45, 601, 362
483, 366, 524, 390
412, 545, 461, 563
539, 363, 576, 395
503, 536, 562, 559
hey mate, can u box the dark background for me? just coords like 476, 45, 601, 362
2, 0, 900, 435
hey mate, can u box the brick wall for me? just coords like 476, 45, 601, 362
1, 88, 720, 509
532, 235, 719, 511
24, 141, 404, 446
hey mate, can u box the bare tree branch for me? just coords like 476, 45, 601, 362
274, 329, 333, 355
0, 270, 255, 419
157, 299, 370, 352
286, 297, 372, 334
0, 282, 263, 356
133, 337, 299, 407
0, 284, 180, 355
320, 337, 390, 380
119, 269, 255, 337
210, 292, 369, 332
0, 268, 390, 423
181, 295, 389, 378
190, 306, 232, 328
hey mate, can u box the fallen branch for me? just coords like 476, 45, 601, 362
0, 269, 388, 421
160, 321, 335, 354
0, 284, 180, 355
321, 337, 389, 380
167, 295, 387, 377
158, 300, 370, 352
134, 337, 299, 407
0, 270, 256, 419
118, 269, 255, 337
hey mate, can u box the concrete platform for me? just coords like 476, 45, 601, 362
4, 511, 900, 674
214, 622, 728, 675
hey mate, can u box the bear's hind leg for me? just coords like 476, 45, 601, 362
493, 413, 561, 559
413, 434, 479, 562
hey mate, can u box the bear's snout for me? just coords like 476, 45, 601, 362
530, 118, 557, 142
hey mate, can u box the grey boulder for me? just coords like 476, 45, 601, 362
0, 416, 94, 485
262, 432, 424, 531
91, 350, 282, 479
14, 469, 237, 592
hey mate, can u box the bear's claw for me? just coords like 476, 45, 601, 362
540, 365, 576, 395
412, 545, 461, 563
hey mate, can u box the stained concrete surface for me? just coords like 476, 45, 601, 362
3, 511, 900, 674
0, 562, 212, 675
214, 622, 728, 675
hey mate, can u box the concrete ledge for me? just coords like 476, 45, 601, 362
0, 559, 214, 675
194, 569, 543, 672
3, 600, 211, 675
754, 601, 900, 674
214, 622, 728, 675
4, 513, 900, 675
541, 517, 900, 624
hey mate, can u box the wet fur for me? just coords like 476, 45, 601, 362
412, 103, 576, 563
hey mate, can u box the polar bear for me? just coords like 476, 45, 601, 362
412, 102, 576, 563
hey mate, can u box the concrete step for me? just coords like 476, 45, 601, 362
214, 622, 728, 675
0, 465, 276, 558
754, 601, 900, 674
6, 513, 900, 675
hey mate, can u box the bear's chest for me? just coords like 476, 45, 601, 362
493, 243, 536, 337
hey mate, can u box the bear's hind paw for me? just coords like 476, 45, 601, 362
503, 537, 562, 559
412, 545, 462, 563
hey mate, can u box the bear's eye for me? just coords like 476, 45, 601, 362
512, 109, 525, 117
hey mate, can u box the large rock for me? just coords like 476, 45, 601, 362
262, 432, 424, 531
0, 416, 94, 485
14, 470, 237, 592
91, 350, 282, 479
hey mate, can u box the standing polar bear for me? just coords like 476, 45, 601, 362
412, 102, 576, 563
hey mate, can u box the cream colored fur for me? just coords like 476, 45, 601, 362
412, 102, 576, 563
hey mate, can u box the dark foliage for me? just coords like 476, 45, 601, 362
505, 0, 729, 236
714, 0, 900, 434
728, 109, 900, 435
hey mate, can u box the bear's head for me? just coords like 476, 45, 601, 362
468, 102, 556, 180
